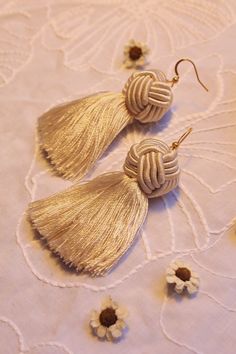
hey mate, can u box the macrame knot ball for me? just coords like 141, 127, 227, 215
123, 139, 180, 198
123, 70, 173, 123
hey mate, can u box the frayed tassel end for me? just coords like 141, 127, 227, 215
38, 93, 132, 181
28, 172, 148, 276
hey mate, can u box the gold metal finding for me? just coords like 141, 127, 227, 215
171, 127, 193, 150
169, 58, 209, 92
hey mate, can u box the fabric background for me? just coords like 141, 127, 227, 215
0, 1, 236, 353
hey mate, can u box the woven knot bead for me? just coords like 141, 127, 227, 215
123, 139, 180, 198
122, 70, 173, 123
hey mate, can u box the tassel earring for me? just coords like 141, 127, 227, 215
29, 128, 192, 276
38, 59, 207, 181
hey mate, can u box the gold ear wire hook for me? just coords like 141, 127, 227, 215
171, 127, 193, 150
170, 58, 209, 92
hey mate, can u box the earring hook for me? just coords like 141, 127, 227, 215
170, 58, 208, 92
171, 127, 192, 150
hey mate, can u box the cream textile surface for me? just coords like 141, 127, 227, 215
0, 1, 236, 353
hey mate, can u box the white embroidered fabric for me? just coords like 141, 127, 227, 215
1, 1, 236, 353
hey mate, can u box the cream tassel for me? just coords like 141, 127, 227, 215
28, 135, 185, 276
38, 70, 173, 180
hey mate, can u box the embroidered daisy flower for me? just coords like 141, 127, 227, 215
123, 39, 149, 69
166, 260, 200, 295
90, 296, 128, 341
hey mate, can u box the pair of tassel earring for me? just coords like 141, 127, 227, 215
29, 59, 208, 276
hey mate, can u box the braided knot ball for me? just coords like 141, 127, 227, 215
123, 139, 180, 198
123, 70, 173, 124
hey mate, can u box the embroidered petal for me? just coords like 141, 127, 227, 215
166, 275, 176, 283
142, 45, 149, 54
190, 277, 200, 287
175, 277, 185, 286
129, 39, 135, 46
110, 326, 122, 338
90, 310, 99, 321
186, 282, 199, 294
105, 329, 113, 341
116, 319, 127, 330
101, 296, 113, 310
175, 285, 184, 294
175, 260, 186, 268
175, 281, 185, 294
110, 301, 119, 310
171, 262, 179, 270
124, 59, 134, 68
115, 307, 128, 319
90, 320, 100, 328
191, 271, 199, 279
166, 267, 175, 275
96, 325, 107, 338
136, 57, 145, 66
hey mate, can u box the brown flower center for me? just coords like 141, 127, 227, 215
99, 308, 117, 327
175, 267, 191, 281
129, 46, 142, 60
